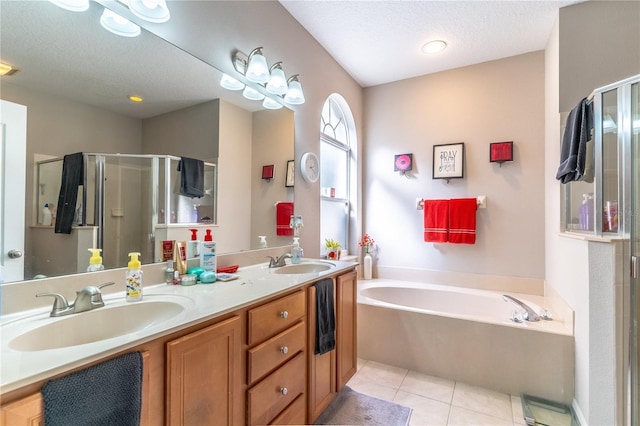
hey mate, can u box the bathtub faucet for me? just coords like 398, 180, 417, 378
502, 295, 540, 322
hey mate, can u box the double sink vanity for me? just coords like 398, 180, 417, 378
0, 257, 359, 425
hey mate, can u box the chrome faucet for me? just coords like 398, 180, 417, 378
36, 282, 115, 317
267, 253, 292, 268
503, 295, 540, 322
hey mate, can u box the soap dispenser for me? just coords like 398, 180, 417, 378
126, 252, 143, 302
87, 248, 105, 272
291, 237, 302, 264
187, 228, 200, 259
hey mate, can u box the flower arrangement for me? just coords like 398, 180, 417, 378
325, 238, 341, 259
359, 233, 375, 254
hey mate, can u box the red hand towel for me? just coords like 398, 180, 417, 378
424, 200, 449, 243
276, 202, 294, 236
448, 198, 477, 244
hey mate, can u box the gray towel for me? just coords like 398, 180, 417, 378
55, 152, 83, 234
179, 156, 204, 198
556, 97, 593, 183
314, 278, 336, 355
41, 351, 143, 426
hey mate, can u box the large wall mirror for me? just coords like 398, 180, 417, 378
0, 1, 294, 284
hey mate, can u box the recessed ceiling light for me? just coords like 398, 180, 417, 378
422, 40, 447, 54
128, 95, 144, 103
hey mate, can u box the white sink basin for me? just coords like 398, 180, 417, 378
272, 261, 335, 275
9, 299, 185, 351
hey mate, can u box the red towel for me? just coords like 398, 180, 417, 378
448, 198, 477, 244
424, 200, 449, 243
276, 202, 294, 236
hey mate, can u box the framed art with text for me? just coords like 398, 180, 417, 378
433, 142, 465, 180
285, 160, 295, 187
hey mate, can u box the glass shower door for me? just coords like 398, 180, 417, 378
630, 81, 639, 426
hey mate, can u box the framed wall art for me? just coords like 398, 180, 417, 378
433, 142, 465, 180
285, 160, 295, 187
262, 164, 274, 181
490, 141, 514, 164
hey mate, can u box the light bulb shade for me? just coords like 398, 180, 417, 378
245, 48, 270, 84
128, 0, 170, 23
220, 73, 245, 91
263, 97, 283, 110
284, 76, 305, 105
48, 0, 89, 12
100, 8, 141, 37
266, 63, 288, 95
243, 86, 265, 101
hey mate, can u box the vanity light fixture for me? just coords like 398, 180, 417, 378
245, 47, 270, 84
128, 95, 144, 103
262, 97, 283, 110
242, 86, 265, 101
220, 74, 245, 91
128, 0, 170, 23
100, 8, 141, 37
284, 75, 305, 105
422, 40, 447, 54
47, 0, 89, 12
266, 62, 288, 95
0, 62, 16, 76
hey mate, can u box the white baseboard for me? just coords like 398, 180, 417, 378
572, 399, 588, 425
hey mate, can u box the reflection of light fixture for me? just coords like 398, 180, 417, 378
245, 47, 270, 84
242, 86, 264, 101
422, 40, 447, 54
284, 75, 305, 105
230, 46, 305, 106
47, 0, 89, 12
0, 62, 17, 76
128, 0, 170, 23
263, 97, 283, 110
220, 74, 245, 91
129, 95, 144, 103
266, 62, 287, 95
100, 8, 141, 37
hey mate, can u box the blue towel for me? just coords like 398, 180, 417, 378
179, 156, 204, 198
41, 351, 143, 426
55, 152, 83, 234
556, 97, 593, 183
314, 278, 336, 355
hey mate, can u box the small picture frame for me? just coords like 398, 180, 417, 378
262, 164, 274, 181
285, 160, 295, 187
394, 153, 413, 173
433, 142, 465, 180
490, 141, 514, 164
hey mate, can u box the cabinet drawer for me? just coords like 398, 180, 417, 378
247, 290, 305, 345
247, 352, 306, 425
270, 393, 306, 425
247, 321, 305, 385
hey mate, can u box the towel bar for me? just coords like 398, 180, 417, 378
416, 196, 486, 210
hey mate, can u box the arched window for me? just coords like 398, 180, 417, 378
320, 95, 356, 255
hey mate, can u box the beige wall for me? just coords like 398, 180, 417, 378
363, 51, 545, 279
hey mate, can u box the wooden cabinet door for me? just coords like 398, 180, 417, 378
336, 269, 358, 389
166, 316, 242, 426
0, 393, 42, 426
306, 284, 336, 424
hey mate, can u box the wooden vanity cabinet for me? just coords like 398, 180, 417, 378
335, 269, 358, 389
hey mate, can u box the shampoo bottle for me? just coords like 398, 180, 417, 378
87, 248, 105, 272
200, 229, 217, 272
125, 252, 143, 302
291, 237, 302, 264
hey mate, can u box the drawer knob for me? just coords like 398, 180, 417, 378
280, 311, 289, 319
280, 346, 289, 354
280, 387, 288, 395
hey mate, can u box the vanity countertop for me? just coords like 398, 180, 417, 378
0, 259, 357, 395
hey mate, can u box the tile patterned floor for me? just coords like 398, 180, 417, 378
346, 359, 527, 426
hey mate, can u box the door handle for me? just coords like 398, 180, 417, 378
632, 256, 638, 279
8, 249, 22, 259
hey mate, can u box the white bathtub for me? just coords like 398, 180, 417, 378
357, 280, 575, 403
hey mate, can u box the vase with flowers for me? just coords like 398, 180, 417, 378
359, 234, 375, 279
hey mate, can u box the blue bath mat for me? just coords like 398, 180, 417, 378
315, 386, 412, 425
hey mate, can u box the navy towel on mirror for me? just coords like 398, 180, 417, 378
314, 278, 336, 355
55, 152, 83, 234
179, 156, 204, 198
41, 351, 143, 426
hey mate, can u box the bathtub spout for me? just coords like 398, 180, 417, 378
503, 295, 540, 322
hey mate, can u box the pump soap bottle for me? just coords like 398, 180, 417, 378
291, 237, 302, 264
126, 252, 143, 302
87, 248, 105, 272
200, 229, 217, 272
187, 228, 200, 259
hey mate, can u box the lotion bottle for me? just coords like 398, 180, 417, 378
200, 229, 217, 272
42, 203, 52, 226
126, 252, 143, 302
187, 228, 200, 258
291, 237, 302, 264
87, 248, 105, 272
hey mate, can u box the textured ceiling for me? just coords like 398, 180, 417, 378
280, 0, 585, 87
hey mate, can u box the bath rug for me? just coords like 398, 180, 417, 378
315, 386, 412, 426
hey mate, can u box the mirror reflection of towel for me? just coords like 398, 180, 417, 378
556, 97, 593, 183
276, 201, 294, 236
55, 152, 83, 234
179, 157, 204, 198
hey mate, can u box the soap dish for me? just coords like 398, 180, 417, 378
180, 274, 197, 286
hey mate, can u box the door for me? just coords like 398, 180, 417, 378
0, 100, 26, 282
630, 81, 639, 426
